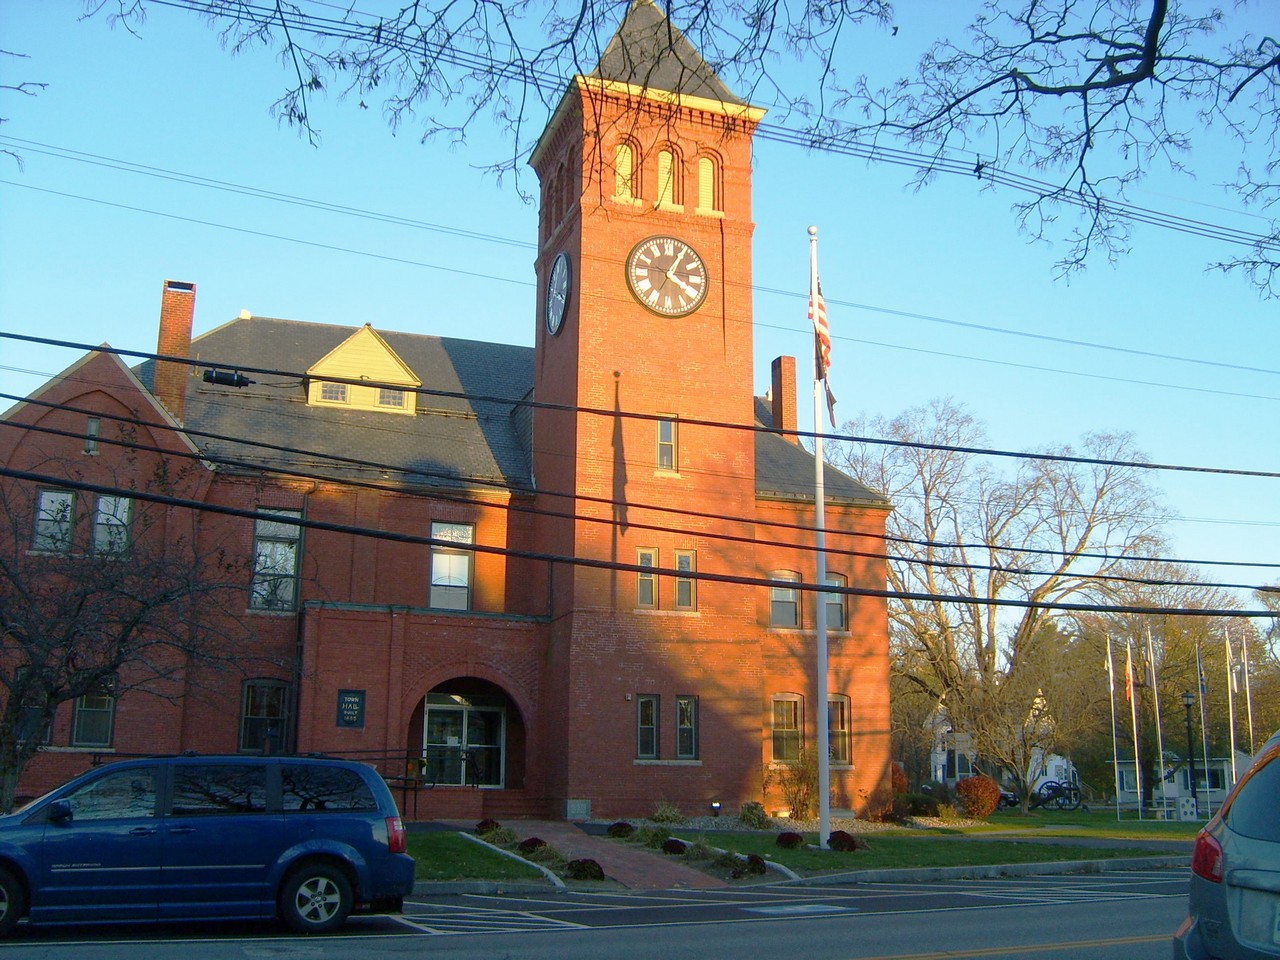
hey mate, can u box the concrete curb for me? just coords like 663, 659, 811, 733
457, 830, 565, 889
779, 853, 1191, 886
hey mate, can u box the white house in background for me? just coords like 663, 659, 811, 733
1112, 751, 1252, 817
929, 722, 1079, 794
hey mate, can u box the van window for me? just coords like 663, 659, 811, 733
1227, 749, 1280, 842
281, 764, 377, 812
171, 764, 268, 815
65, 767, 158, 820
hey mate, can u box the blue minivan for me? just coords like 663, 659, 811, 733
0, 754, 415, 936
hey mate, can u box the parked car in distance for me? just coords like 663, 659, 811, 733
0, 754, 415, 936
1174, 728, 1280, 959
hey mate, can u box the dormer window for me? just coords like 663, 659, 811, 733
319, 382, 349, 404
378, 388, 406, 408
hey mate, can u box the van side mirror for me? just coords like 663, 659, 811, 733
47, 800, 73, 824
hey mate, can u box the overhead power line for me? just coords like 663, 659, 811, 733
2, 464, 1272, 619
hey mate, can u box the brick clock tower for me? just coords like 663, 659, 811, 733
528, 0, 885, 820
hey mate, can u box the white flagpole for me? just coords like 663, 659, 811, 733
1241, 628, 1255, 756
1104, 640, 1121, 822
1127, 639, 1143, 819
808, 226, 831, 848
1225, 627, 1238, 785
1145, 626, 1169, 816
1195, 641, 1212, 817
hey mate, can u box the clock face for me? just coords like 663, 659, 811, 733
625, 236, 708, 317
545, 251, 571, 335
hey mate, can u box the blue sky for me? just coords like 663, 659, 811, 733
1, 1, 1276, 606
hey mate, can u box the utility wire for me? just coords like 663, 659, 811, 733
3, 463, 1272, 619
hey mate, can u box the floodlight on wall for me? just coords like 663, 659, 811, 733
709, 800, 721, 817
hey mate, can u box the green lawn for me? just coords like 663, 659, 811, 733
984, 806, 1204, 839
669, 831, 1166, 875
407, 830, 547, 883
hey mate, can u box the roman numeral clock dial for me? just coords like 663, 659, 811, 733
625, 236, 708, 317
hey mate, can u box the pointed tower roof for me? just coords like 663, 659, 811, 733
591, 0, 746, 105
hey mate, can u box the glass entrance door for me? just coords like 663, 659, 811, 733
423, 697, 505, 787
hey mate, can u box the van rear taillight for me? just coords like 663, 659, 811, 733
1191, 831, 1223, 883
386, 816, 407, 855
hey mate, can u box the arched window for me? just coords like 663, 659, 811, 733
615, 142, 636, 201
656, 147, 682, 208
696, 155, 720, 213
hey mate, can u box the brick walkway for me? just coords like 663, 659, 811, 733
447, 820, 729, 890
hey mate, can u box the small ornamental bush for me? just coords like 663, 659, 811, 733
661, 837, 688, 855
775, 831, 804, 850
565, 858, 605, 881
482, 826, 519, 846
935, 802, 961, 822
738, 801, 771, 830
744, 853, 768, 875
920, 780, 952, 803
606, 820, 636, 839
650, 801, 686, 824
890, 762, 909, 795
827, 830, 867, 852
637, 826, 670, 849
517, 836, 547, 855
955, 774, 1002, 821
898, 792, 940, 817
475, 818, 502, 836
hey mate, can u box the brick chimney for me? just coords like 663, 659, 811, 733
771, 355, 798, 443
154, 280, 196, 421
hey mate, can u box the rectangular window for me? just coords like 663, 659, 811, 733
657, 417, 678, 471
171, 764, 268, 815
72, 689, 116, 748
240, 679, 290, 753
674, 550, 696, 610
93, 496, 133, 555
772, 696, 802, 763
637, 548, 657, 608
826, 574, 846, 630
636, 694, 659, 759
33, 489, 74, 553
430, 521, 474, 610
676, 695, 698, 759
319, 381, 349, 403
250, 509, 302, 611
378, 387, 405, 408
829, 696, 851, 765
770, 572, 800, 627
84, 416, 101, 455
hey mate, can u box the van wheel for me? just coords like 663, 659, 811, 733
0, 867, 26, 937
279, 863, 353, 934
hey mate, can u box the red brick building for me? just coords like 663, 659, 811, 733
0, 0, 891, 820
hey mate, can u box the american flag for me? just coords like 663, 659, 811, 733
810, 278, 831, 379
809, 278, 837, 426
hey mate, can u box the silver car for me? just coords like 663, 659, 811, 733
1174, 729, 1280, 959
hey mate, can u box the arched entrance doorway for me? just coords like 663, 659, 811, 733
408, 677, 525, 789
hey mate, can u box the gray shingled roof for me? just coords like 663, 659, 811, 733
753, 397, 887, 505
158, 317, 535, 492
591, 0, 746, 105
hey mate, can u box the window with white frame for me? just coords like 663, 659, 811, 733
657, 416, 678, 471
33, 489, 74, 553
93, 496, 133, 556
72, 684, 116, 748
319, 381, 349, 403
84, 416, 101, 455
771, 694, 802, 763
676, 695, 698, 759
636, 694, 659, 759
249, 509, 303, 611
378, 387, 405, 408
770, 571, 800, 627
674, 550, 696, 610
240, 678, 291, 753
829, 695, 851, 765
825, 573, 847, 630
637, 548, 658, 608
430, 521, 474, 610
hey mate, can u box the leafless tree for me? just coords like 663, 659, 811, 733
1, 49, 46, 168
0, 459, 264, 812
83, 1, 1280, 291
